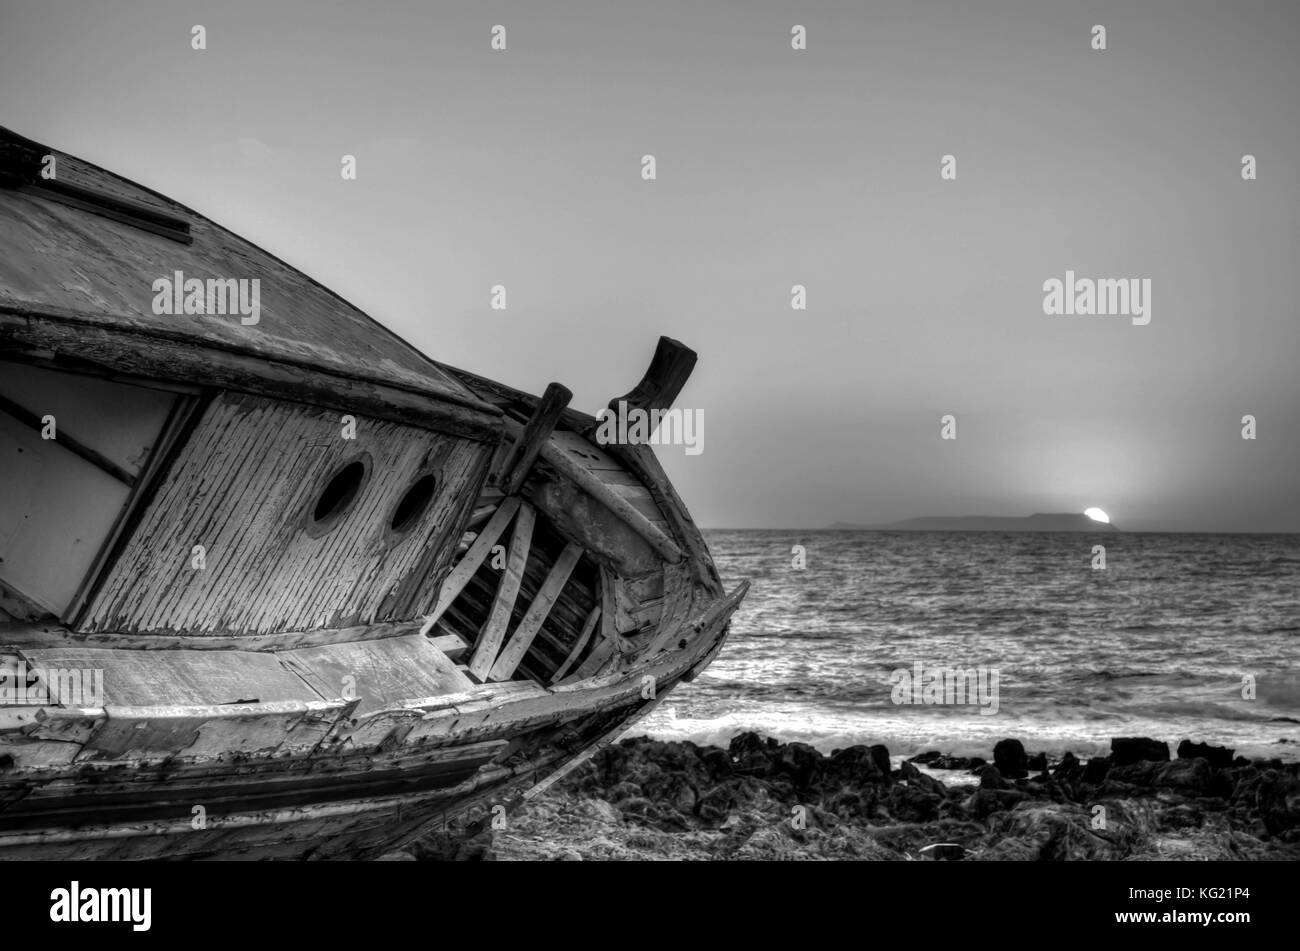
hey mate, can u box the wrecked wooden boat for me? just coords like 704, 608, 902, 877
0, 126, 746, 859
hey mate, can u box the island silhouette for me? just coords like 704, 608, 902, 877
826, 513, 1120, 532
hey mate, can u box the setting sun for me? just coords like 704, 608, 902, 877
1084, 507, 1110, 523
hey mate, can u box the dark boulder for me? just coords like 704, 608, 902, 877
700, 747, 733, 780
993, 738, 1029, 778
771, 742, 822, 788
1154, 758, 1213, 795
825, 744, 890, 786
1176, 740, 1235, 770
900, 761, 948, 798
869, 744, 893, 779
1052, 752, 1080, 779
1110, 737, 1170, 766
1081, 757, 1111, 784
979, 765, 1011, 790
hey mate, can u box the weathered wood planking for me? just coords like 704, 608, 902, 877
0, 136, 491, 414
279, 634, 473, 714
19, 645, 323, 706
549, 605, 601, 683
468, 503, 535, 680
419, 496, 520, 633
82, 392, 492, 635
489, 542, 583, 682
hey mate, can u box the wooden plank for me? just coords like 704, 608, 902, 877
613, 442, 725, 597
82, 393, 492, 636
500, 382, 571, 495
1, 619, 428, 654
0, 305, 504, 443
20, 645, 323, 706
539, 441, 682, 563
564, 636, 618, 683
489, 542, 583, 682
279, 634, 473, 715
429, 631, 471, 663
419, 497, 521, 634
549, 605, 601, 684
467, 503, 535, 680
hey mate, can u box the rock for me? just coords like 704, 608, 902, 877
888, 782, 942, 822
663, 776, 699, 814
826, 745, 890, 786
1110, 737, 1170, 766
979, 765, 1011, 790
557, 848, 583, 861
771, 742, 822, 788
1082, 757, 1110, 784
927, 754, 977, 770
700, 747, 733, 779
1027, 752, 1049, 773
994, 738, 1029, 778
869, 744, 893, 779
1108, 760, 1164, 787
1155, 758, 1213, 795
584, 798, 622, 824
910, 750, 943, 765
414, 733, 1300, 863
375, 851, 416, 861
607, 781, 642, 803
1052, 752, 1080, 778
979, 804, 1129, 860
900, 761, 947, 798
1255, 771, 1300, 835
963, 787, 1028, 819
729, 731, 777, 758
1177, 740, 1235, 770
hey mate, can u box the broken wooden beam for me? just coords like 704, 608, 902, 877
499, 382, 572, 495
550, 604, 601, 684
467, 502, 535, 680
538, 442, 683, 563
489, 542, 583, 682
420, 497, 521, 634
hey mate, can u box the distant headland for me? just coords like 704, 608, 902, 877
826, 513, 1120, 532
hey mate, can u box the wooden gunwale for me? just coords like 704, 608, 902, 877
0, 301, 504, 443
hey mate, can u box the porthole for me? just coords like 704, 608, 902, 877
388, 472, 438, 537
306, 455, 370, 537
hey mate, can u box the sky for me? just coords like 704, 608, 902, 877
1, 0, 1296, 531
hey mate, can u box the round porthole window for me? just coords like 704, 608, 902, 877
307, 455, 370, 536
388, 472, 438, 537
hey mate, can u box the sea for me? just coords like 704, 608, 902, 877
637, 530, 1300, 763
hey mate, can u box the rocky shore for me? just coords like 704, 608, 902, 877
404, 733, 1300, 861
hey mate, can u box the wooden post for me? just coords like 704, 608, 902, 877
499, 382, 571, 495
